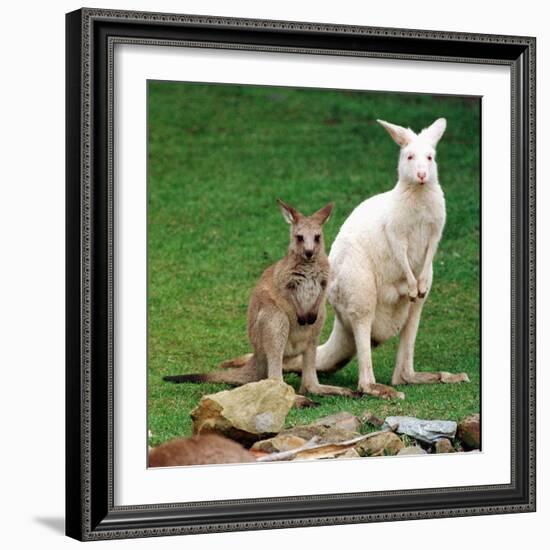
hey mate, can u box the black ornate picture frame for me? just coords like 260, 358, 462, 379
65, 8, 536, 541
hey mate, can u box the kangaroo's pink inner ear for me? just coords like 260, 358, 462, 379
312, 202, 334, 225
377, 119, 416, 147
277, 199, 301, 224
419, 118, 447, 147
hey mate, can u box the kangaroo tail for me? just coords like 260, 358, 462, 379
315, 315, 357, 373
221, 353, 305, 374
163, 356, 259, 387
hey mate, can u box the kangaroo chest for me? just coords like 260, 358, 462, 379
294, 278, 322, 311
287, 265, 327, 311
393, 193, 445, 272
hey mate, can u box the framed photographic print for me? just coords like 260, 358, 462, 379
65, 8, 536, 541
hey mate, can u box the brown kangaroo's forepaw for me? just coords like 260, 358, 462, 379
306, 312, 318, 324
297, 313, 318, 325
360, 383, 405, 400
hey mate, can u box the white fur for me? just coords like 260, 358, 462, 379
313, 118, 469, 396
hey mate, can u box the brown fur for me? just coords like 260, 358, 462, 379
148, 434, 253, 467
164, 200, 355, 399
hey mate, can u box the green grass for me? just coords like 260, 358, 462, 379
147, 81, 481, 447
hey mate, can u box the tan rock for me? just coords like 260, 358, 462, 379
360, 410, 385, 428
251, 434, 306, 453
282, 424, 359, 445
338, 448, 361, 459
191, 379, 295, 444
311, 412, 361, 432
434, 438, 454, 453
457, 414, 480, 449
397, 446, 427, 456
355, 432, 404, 457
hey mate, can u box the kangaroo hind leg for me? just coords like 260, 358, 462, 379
391, 299, 470, 385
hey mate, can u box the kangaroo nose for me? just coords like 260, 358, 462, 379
305, 250, 313, 259
417, 171, 427, 181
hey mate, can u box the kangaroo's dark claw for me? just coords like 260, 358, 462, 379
306, 312, 317, 324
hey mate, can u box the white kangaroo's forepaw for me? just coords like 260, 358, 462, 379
417, 280, 428, 299
408, 284, 418, 302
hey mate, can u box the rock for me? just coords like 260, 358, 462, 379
457, 414, 480, 449
251, 415, 361, 454
280, 423, 360, 445
311, 411, 361, 432
149, 434, 254, 467
383, 416, 457, 444
397, 446, 427, 456
251, 434, 306, 453
355, 432, 404, 457
360, 410, 385, 428
434, 438, 454, 453
338, 448, 361, 459
191, 379, 295, 444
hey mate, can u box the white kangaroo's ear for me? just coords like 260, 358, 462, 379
277, 199, 301, 225
311, 202, 333, 225
377, 119, 416, 148
419, 118, 447, 147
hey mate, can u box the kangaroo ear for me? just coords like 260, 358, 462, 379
277, 199, 301, 225
377, 119, 416, 148
419, 118, 447, 147
312, 202, 333, 225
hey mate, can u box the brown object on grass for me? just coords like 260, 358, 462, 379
149, 434, 254, 467
457, 414, 481, 449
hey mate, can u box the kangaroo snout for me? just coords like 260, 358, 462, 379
417, 170, 427, 182
305, 250, 314, 259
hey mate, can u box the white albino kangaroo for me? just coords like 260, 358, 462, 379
299, 117, 470, 399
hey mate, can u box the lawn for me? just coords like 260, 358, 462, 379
147, 81, 481, 447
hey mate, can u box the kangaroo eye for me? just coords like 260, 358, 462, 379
427, 155, 433, 161
296, 235, 304, 242
314, 234, 321, 243
407, 154, 414, 160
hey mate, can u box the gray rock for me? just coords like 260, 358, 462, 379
397, 446, 427, 456
191, 379, 295, 444
383, 416, 457, 444
457, 414, 480, 449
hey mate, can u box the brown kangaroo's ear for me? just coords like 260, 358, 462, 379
311, 202, 333, 225
277, 199, 302, 225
